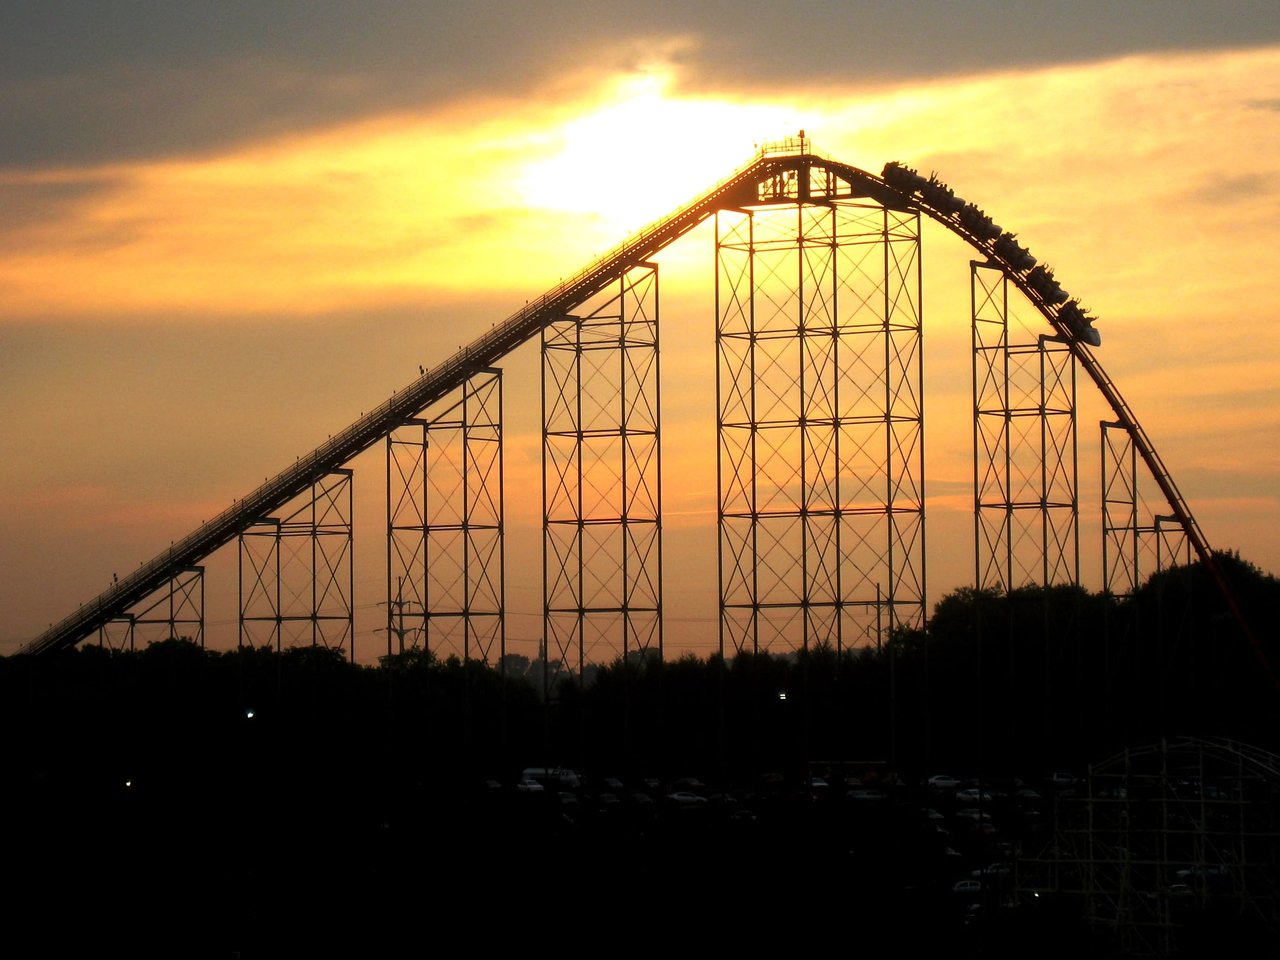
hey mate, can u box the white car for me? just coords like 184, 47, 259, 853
928, 774, 961, 789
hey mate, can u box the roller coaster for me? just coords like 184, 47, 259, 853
20, 137, 1266, 682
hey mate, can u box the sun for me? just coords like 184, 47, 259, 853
517, 67, 816, 231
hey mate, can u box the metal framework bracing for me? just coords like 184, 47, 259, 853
1101, 420, 1192, 598
386, 370, 504, 664
542, 265, 662, 685
972, 261, 1079, 591
25, 142, 1260, 688
238, 470, 354, 657
27, 146, 828, 656
96, 567, 204, 651
387, 418, 429, 655
716, 190, 924, 656
1018, 737, 1280, 957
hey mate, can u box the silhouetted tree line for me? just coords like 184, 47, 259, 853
536, 550, 1280, 783
4, 552, 1277, 798
4, 552, 1277, 955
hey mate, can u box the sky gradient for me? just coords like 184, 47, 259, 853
3, 3, 1279, 657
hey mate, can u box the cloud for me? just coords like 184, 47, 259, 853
0, 173, 118, 229
4, 1, 1280, 168
1185, 172, 1276, 205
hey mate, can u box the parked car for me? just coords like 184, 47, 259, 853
971, 862, 1012, 878
928, 774, 961, 789
628, 791, 655, 809
666, 791, 708, 806
846, 788, 887, 802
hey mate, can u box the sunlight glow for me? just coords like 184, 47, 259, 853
517, 68, 815, 228
2, 48, 1277, 328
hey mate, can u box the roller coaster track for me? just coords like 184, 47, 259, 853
875, 160, 1272, 688
24, 143, 1268, 678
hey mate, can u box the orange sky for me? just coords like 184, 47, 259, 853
3, 28, 1279, 658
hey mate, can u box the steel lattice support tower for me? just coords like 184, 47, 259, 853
386, 372, 505, 663
1101, 421, 1193, 598
972, 261, 1080, 591
542, 264, 662, 686
425, 371, 504, 665
1022, 738, 1280, 957
96, 567, 205, 651
716, 197, 925, 657
238, 470, 354, 657
387, 417, 430, 655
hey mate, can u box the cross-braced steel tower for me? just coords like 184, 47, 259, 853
386, 370, 504, 664
1021, 737, 1280, 957
971, 261, 1079, 591
97, 567, 204, 651
1101, 420, 1192, 598
716, 176, 925, 657
542, 264, 663, 686
238, 471, 354, 656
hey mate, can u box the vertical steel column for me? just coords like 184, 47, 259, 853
1041, 333, 1080, 587
717, 195, 924, 657
1101, 421, 1141, 598
239, 471, 354, 656
422, 370, 505, 666
972, 261, 1078, 591
303, 470, 354, 657
239, 517, 282, 650
1101, 421, 1191, 596
881, 203, 928, 642
387, 419, 429, 655
542, 264, 662, 686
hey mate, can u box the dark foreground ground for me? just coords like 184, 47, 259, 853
11, 770, 1134, 959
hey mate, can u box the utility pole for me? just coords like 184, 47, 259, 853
388, 576, 413, 656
